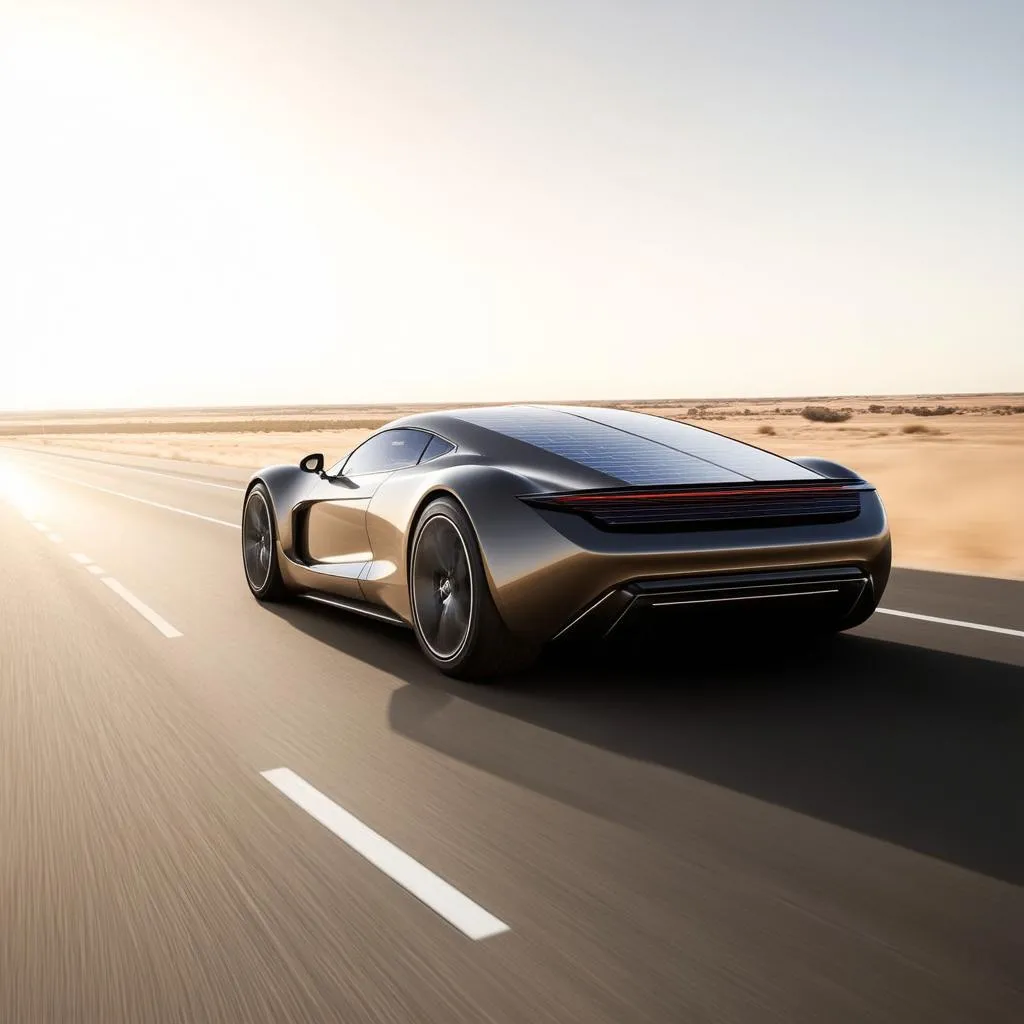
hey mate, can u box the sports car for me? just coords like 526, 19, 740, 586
241, 404, 891, 679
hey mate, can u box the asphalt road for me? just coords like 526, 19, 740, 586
1, 444, 1021, 1024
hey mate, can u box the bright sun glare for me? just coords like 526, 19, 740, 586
1, 15, 352, 411
0, 462, 49, 520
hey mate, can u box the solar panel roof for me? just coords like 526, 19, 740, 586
457, 406, 747, 485
456, 405, 821, 485
556, 406, 821, 481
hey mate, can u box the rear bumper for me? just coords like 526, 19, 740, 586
554, 565, 877, 642
484, 499, 891, 642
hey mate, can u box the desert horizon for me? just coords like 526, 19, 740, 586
1, 390, 1022, 426
3, 391, 1022, 581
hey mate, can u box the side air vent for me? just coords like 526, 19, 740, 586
522, 482, 867, 532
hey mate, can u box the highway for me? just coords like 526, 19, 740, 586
0, 444, 1021, 1023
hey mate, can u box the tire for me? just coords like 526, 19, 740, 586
408, 497, 538, 680
242, 483, 290, 602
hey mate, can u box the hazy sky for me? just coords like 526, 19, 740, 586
1, 0, 1021, 411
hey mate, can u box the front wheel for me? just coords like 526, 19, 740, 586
242, 483, 290, 601
409, 497, 537, 681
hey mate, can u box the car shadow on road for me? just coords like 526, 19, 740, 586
266, 602, 1024, 886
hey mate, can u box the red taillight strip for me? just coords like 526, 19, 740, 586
549, 485, 856, 504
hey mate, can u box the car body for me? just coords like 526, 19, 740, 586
241, 404, 891, 679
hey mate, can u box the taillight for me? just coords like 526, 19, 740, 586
522, 482, 868, 531
545, 484, 854, 505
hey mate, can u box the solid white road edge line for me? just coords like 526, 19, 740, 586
30, 468, 240, 529
260, 767, 510, 941
100, 577, 183, 638
876, 607, 1024, 639
9, 447, 245, 491
892, 561, 1024, 583
70, 552, 92, 564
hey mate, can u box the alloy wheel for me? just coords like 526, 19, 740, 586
411, 514, 474, 660
242, 490, 274, 591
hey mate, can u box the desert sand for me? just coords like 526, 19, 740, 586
3, 395, 1022, 579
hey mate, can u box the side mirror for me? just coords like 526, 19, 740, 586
299, 452, 325, 475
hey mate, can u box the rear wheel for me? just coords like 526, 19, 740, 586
409, 497, 537, 680
242, 483, 290, 601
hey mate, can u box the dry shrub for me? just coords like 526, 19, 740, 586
801, 405, 851, 423
757, 424, 776, 435
888, 404, 957, 417
902, 423, 939, 435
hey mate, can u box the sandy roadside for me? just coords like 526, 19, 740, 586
4, 400, 1022, 580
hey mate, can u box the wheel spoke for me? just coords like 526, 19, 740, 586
440, 530, 461, 576
450, 554, 470, 592
434, 601, 460, 654
421, 525, 445, 570
416, 585, 442, 636
446, 591, 469, 634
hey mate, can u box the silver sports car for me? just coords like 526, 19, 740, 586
241, 404, 891, 679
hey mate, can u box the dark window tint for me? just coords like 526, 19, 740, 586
341, 429, 431, 476
419, 435, 455, 463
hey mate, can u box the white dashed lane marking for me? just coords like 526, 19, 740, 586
261, 767, 510, 941
99, 577, 183, 639
5, 490, 182, 639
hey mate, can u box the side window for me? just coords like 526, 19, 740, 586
419, 435, 455, 463
340, 429, 431, 477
